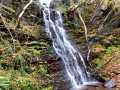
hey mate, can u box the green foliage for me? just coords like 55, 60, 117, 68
25, 41, 50, 56
106, 45, 117, 54
103, 73, 110, 78
96, 58, 101, 63
91, 44, 119, 71
103, 55, 107, 60
42, 86, 53, 90
39, 64, 47, 74
10, 73, 39, 90
0, 75, 11, 89
0, 38, 29, 70
64, 12, 73, 29
62, 0, 70, 8
106, 48, 113, 54
0, 65, 53, 90
91, 58, 100, 70
96, 63, 101, 69
0, 36, 53, 90
0, 0, 55, 89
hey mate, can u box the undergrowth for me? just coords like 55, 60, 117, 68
0, 1, 54, 90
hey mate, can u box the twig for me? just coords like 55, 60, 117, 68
93, 54, 115, 74
15, 0, 33, 29
72, 1, 86, 12
76, 7, 92, 67
0, 13, 15, 52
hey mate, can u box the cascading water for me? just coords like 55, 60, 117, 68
39, 0, 96, 88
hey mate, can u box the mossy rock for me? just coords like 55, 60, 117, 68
21, 25, 40, 38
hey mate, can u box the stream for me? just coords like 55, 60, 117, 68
39, 0, 100, 89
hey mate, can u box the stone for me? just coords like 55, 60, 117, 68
104, 79, 117, 88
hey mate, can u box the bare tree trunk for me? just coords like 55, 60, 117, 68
0, 13, 15, 51
15, 0, 33, 29
76, 7, 92, 67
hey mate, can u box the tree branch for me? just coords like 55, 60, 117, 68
15, 0, 33, 29
72, 1, 86, 12
76, 7, 92, 67
0, 13, 15, 52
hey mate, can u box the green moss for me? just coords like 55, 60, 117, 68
0, 1, 54, 89
63, 12, 73, 29
0, 75, 11, 89
39, 64, 47, 74
103, 55, 107, 60
91, 44, 119, 71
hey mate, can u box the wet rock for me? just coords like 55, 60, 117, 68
104, 79, 117, 88
71, 82, 105, 90
49, 2, 55, 9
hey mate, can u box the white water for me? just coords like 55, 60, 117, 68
39, 0, 95, 88
39, 0, 52, 7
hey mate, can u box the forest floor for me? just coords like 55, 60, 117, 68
88, 26, 120, 88
98, 54, 120, 88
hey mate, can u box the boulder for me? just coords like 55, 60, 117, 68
104, 79, 117, 88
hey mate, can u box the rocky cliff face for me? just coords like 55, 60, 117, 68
91, 0, 120, 35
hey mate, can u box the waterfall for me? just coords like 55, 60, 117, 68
39, 0, 96, 88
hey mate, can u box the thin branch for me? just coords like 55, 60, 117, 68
15, 0, 33, 29
72, 0, 91, 12
72, 1, 86, 12
0, 13, 15, 52
76, 7, 92, 67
